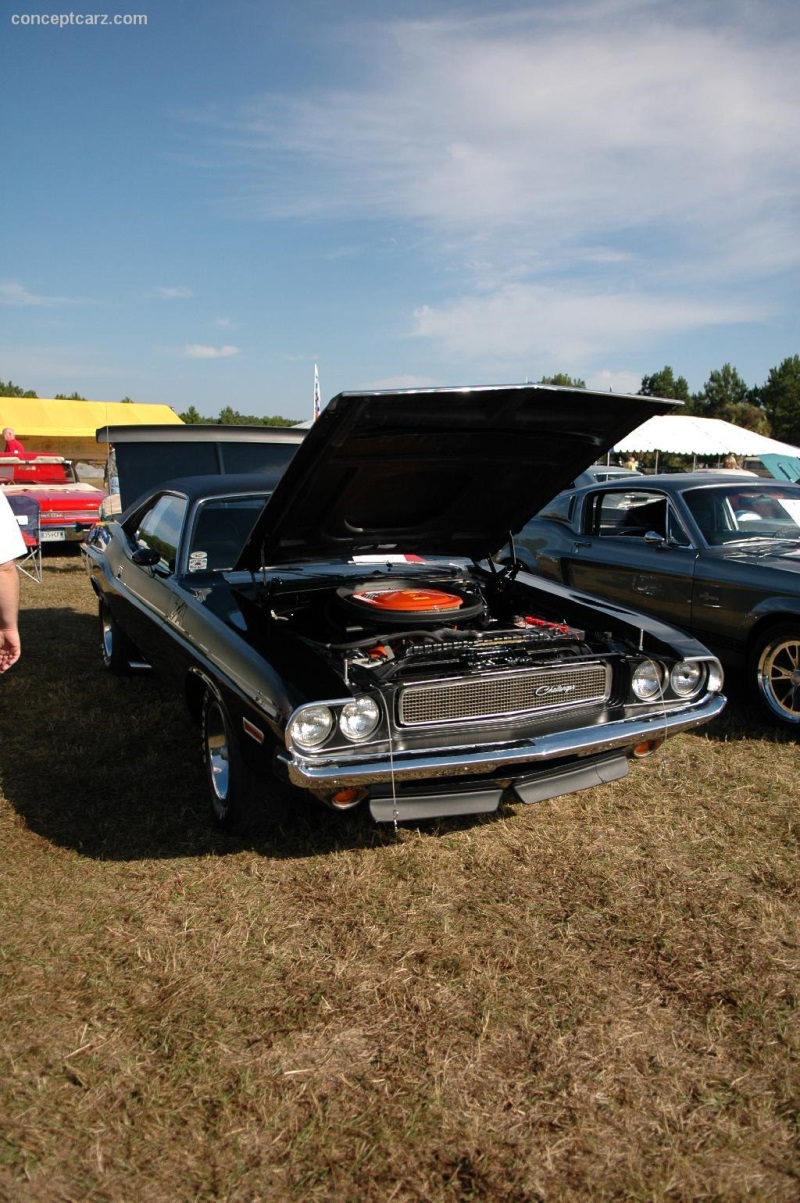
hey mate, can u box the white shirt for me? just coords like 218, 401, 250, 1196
0, 491, 27, 562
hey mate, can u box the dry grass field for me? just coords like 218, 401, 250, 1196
1, 553, 798, 1202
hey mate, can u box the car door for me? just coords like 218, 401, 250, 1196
114, 492, 189, 672
559, 488, 699, 631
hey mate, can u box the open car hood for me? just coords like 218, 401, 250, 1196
236, 385, 678, 569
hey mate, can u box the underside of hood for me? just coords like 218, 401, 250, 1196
237, 385, 678, 569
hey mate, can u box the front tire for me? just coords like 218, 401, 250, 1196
99, 600, 134, 675
201, 690, 260, 833
748, 624, 800, 731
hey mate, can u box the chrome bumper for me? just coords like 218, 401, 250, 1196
279, 694, 726, 790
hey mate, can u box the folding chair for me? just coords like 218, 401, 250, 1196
6, 494, 43, 583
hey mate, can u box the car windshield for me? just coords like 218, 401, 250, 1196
683, 484, 800, 545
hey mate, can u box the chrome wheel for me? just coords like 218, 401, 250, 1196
201, 690, 261, 831
101, 609, 114, 667
204, 698, 231, 814
752, 625, 800, 728
99, 600, 131, 675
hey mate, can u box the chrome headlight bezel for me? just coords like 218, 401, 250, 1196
630, 657, 723, 705
287, 695, 384, 753
706, 660, 724, 694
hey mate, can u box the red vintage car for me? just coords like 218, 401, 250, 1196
0, 453, 106, 543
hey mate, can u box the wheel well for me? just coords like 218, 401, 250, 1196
184, 672, 209, 725
746, 613, 800, 659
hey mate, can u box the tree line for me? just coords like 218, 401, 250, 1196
4, 357, 800, 443
0, 381, 133, 403
178, 405, 295, 428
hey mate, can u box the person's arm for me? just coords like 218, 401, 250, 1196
0, 559, 21, 671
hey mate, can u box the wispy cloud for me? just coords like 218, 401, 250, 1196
218, 5, 799, 258
182, 343, 240, 359
0, 280, 77, 307
412, 284, 763, 362
198, 1, 800, 372
156, 286, 194, 300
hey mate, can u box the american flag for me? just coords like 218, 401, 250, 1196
313, 364, 321, 421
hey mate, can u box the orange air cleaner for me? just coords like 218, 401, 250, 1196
351, 588, 464, 613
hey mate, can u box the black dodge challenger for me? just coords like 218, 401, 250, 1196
82, 385, 725, 830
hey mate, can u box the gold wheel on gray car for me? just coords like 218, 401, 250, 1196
751, 624, 800, 729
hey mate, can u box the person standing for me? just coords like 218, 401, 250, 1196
2, 427, 25, 454
0, 490, 26, 671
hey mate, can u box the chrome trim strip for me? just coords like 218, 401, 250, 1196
279, 694, 726, 788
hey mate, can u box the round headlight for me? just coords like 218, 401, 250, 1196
289, 705, 334, 749
339, 696, 380, 742
670, 660, 704, 697
632, 660, 663, 701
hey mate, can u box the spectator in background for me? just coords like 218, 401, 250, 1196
622, 455, 639, 470
2, 427, 24, 454
0, 491, 26, 671
103, 446, 120, 496
723, 453, 739, 469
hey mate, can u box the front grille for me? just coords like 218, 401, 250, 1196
398, 663, 610, 726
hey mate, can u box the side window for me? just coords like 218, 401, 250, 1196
585, 491, 668, 539
133, 494, 188, 572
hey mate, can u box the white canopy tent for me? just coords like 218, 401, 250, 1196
613, 415, 800, 471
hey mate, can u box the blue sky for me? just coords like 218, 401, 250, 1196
3, 0, 799, 422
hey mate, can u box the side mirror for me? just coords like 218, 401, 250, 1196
132, 547, 161, 567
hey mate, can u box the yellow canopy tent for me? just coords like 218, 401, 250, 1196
0, 398, 184, 461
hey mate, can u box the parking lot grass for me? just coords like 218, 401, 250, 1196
0, 555, 798, 1201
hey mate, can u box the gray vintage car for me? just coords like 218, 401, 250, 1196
82, 386, 725, 831
509, 471, 800, 730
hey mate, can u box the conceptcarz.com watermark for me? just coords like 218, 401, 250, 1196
10, 11, 147, 26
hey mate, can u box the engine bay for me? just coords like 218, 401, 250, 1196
237, 565, 593, 686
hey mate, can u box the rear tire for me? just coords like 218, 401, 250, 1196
748, 624, 800, 731
201, 690, 261, 833
99, 600, 134, 675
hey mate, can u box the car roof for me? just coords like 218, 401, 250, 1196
580, 471, 776, 489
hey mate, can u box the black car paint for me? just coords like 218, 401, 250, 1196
83, 389, 726, 828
